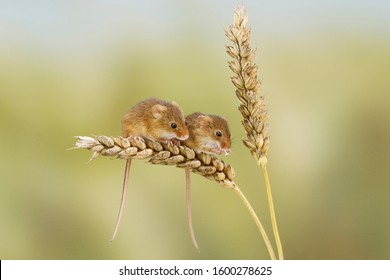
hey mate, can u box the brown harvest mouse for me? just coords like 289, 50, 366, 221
111, 98, 189, 241
182, 112, 231, 251
183, 112, 231, 156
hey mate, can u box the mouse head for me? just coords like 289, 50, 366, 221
184, 112, 231, 156
150, 101, 189, 141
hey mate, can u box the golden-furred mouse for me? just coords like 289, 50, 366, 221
111, 98, 189, 241
183, 112, 231, 156
182, 112, 231, 251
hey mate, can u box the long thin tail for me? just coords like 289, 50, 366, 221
186, 168, 200, 252
110, 159, 132, 242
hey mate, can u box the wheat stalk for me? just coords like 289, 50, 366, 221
73, 135, 276, 259
75, 135, 235, 187
226, 5, 284, 259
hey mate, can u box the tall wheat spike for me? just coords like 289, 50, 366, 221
225, 5, 284, 259
73, 135, 276, 259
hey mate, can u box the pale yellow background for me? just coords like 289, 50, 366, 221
1, 0, 389, 259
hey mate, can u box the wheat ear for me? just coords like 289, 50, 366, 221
226, 5, 284, 259
73, 135, 276, 259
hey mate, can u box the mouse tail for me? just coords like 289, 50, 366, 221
186, 168, 200, 252
110, 159, 132, 242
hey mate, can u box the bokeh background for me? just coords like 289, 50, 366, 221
1, 0, 389, 260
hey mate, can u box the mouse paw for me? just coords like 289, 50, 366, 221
125, 136, 143, 141
170, 139, 182, 146
161, 139, 181, 146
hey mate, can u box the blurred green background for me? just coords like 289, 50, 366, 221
1, 0, 389, 260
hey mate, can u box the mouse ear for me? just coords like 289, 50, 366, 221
171, 101, 185, 115
152, 104, 167, 119
198, 115, 213, 126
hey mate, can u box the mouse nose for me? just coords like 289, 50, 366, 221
220, 142, 231, 156
177, 134, 189, 141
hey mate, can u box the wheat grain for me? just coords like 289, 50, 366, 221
225, 6, 270, 167
74, 135, 235, 188
226, 5, 284, 260
73, 135, 276, 259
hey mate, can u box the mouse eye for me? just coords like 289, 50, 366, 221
171, 122, 177, 129
216, 130, 222, 137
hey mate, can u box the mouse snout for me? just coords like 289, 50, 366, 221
175, 131, 189, 141
220, 141, 231, 155
176, 135, 189, 141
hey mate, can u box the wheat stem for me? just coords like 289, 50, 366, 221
232, 184, 276, 260
73, 135, 273, 256
226, 5, 284, 259
260, 163, 283, 259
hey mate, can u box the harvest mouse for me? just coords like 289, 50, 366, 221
111, 98, 189, 241
183, 112, 231, 156
182, 112, 231, 251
